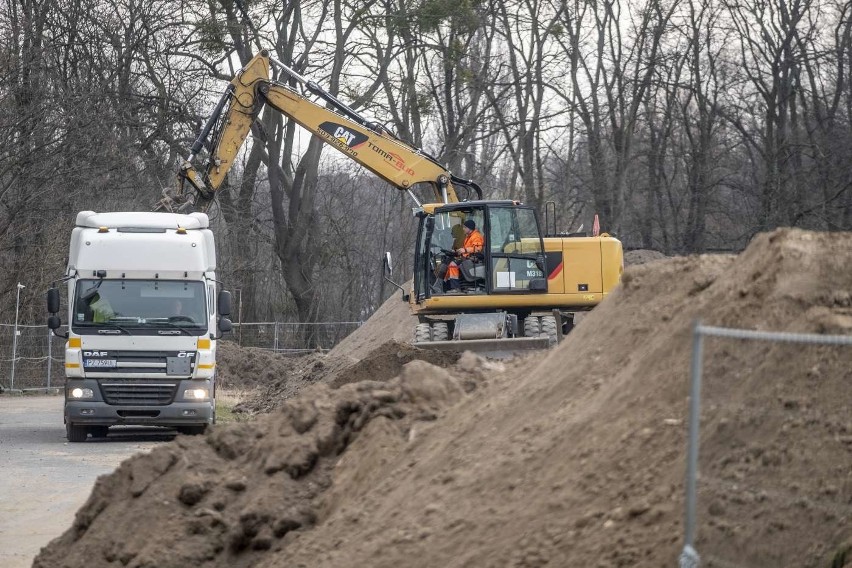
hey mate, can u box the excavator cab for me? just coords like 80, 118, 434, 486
413, 201, 547, 303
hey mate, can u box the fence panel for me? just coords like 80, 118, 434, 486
680, 323, 852, 568
227, 322, 362, 353
0, 324, 64, 391
0, 321, 362, 391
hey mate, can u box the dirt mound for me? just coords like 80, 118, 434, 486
215, 342, 320, 391
34, 361, 480, 568
215, 285, 419, 410
329, 287, 414, 360
223, 285, 428, 414
325, 341, 461, 389
233, 341, 461, 415
35, 229, 852, 567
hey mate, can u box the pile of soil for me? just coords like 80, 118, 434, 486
214, 342, 322, 392
36, 229, 852, 567
233, 342, 461, 415
327, 287, 415, 360
216, 284, 446, 414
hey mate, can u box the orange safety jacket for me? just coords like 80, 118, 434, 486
446, 229, 485, 281
459, 229, 484, 257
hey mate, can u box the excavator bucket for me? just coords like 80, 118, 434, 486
412, 312, 554, 357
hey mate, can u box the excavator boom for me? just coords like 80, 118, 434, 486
160, 50, 481, 212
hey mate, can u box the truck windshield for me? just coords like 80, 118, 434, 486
72, 280, 207, 332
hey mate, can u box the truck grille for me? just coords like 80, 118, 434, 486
99, 381, 178, 406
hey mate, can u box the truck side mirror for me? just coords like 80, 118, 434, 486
218, 317, 233, 333
47, 288, 60, 314
48, 315, 62, 330
218, 290, 232, 317
383, 252, 392, 274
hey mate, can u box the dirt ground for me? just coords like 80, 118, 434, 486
34, 229, 852, 568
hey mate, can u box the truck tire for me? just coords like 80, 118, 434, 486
90, 426, 109, 439
66, 423, 88, 443
540, 315, 558, 346
414, 323, 432, 342
523, 316, 541, 337
432, 322, 449, 341
179, 425, 208, 436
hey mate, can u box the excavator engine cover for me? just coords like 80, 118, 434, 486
453, 312, 508, 340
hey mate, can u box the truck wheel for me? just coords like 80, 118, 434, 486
414, 323, 432, 342
90, 426, 109, 439
540, 316, 558, 346
432, 322, 449, 341
66, 423, 88, 443
179, 425, 208, 436
523, 316, 541, 337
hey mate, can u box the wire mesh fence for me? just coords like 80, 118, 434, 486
0, 321, 362, 392
0, 324, 63, 392
228, 321, 363, 354
680, 322, 852, 568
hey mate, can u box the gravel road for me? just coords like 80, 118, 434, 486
0, 395, 174, 568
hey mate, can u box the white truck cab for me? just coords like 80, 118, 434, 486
47, 211, 232, 442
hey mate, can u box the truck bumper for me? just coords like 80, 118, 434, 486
65, 400, 213, 427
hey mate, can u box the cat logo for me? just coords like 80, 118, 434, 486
334, 126, 356, 146
319, 121, 368, 150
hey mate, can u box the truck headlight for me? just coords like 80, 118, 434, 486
70, 387, 94, 399
184, 388, 209, 401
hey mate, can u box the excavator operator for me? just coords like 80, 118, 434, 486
444, 219, 485, 292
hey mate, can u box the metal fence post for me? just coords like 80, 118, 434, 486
11, 282, 24, 390
47, 326, 53, 389
273, 321, 279, 352
236, 288, 243, 346
678, 323, 852, 567
680, 320, 704, 568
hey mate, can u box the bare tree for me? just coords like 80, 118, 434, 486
555, 0, 679, 236
0, 0, 202, 319
721, 0, 816, 230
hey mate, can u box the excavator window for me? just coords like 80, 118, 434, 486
431, 210, 485, 253
488, 207, 545, 292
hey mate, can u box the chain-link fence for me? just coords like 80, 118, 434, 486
0, 321, 362, 392
679, 322, 852, 568
227, 321, 362, 354
0, 324, 64, 392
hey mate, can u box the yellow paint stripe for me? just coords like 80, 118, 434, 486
65, 363, 80, 368
197, 363, 215, 369
69, 337, 81, 348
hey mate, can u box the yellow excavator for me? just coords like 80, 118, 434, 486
159, 50, 623, 350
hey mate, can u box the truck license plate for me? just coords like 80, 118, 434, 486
85, 359, 117, 368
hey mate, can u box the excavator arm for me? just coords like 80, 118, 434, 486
158, 50, 482, 212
